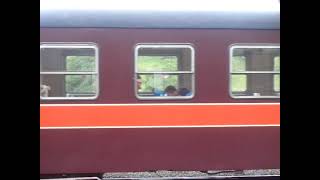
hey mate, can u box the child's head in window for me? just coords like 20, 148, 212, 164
165, 85, 178, 96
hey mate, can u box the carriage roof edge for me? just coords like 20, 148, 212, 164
40, 9, 280, 29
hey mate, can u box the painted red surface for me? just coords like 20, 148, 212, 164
40, 104, 279, 127
40, 127, 280, 174
40, 28, 280, 175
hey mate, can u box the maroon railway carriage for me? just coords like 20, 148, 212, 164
40, 3, 280, 179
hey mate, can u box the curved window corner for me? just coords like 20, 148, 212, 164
40, 43, 99, 100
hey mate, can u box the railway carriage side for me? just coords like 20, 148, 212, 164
40, 6, 280, 177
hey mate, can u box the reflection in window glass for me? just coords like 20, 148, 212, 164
273, 56, 280, 92
274, 74, 280, 92
138, 56, 178, 72
232, 56, 246, 72
135, 45, 194, 99
230, 45, 280, 98
66, 56, 95, 72
65, 75, 97, 95
231, 75, 247, 92
40, 44, 98, 99
274, 56, 280, 71
231, 56, 247, 92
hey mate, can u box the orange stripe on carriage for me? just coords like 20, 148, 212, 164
40, 104, 280, 127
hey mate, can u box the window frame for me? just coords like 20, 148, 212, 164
40, 43, 99, 100
229, 44, 280, 99
134, 43, 195, 100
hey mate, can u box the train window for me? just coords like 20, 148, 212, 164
135, 44, 195, 100
40, 44, 99, 100
230, 45, 280, 98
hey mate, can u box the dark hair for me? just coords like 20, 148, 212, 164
179, 88, 190, 96
165, 85, 177, 93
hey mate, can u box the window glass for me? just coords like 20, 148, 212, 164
40, 44, 98, 99
230, 45, 280, 98
274, 56, 280, 92
135, 45, 194, 99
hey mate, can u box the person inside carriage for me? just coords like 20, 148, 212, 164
164, 85, 179, 96
178, 87, 192, 96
